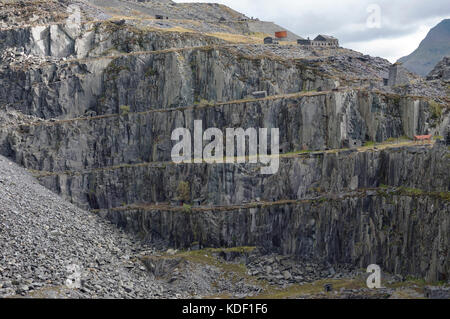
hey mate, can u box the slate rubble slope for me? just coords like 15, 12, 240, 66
0, 154, 165, 298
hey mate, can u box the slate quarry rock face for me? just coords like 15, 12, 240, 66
427, 56, 450, 81
0, 0, 449, 286
101, 191, 449, 282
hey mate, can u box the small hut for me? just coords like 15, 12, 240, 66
275, 31, 287, 39
264, 37, 274, 44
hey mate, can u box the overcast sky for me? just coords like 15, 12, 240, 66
175, 0, 450, 62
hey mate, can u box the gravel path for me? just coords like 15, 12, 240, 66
0, 155, 168, 298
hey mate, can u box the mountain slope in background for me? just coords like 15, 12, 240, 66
398, 19, 450, 76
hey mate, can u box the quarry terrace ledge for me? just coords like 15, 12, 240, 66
5, 89, 444, 130
28, 141, 436, 178
0, 17, 278, 32
89, 187, 450, 214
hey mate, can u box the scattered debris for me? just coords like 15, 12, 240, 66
252, 90, 268, 98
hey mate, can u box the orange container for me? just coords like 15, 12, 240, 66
275, 31, 287, 38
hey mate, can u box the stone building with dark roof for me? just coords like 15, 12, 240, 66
298, 34, 339, 47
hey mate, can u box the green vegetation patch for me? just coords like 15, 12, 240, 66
119, 105, 130, 115
428, 100, 443, 119
363, 141, 375, 147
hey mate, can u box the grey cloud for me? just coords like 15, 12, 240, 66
175, 0, 450, 60
267, 1, 450, 42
